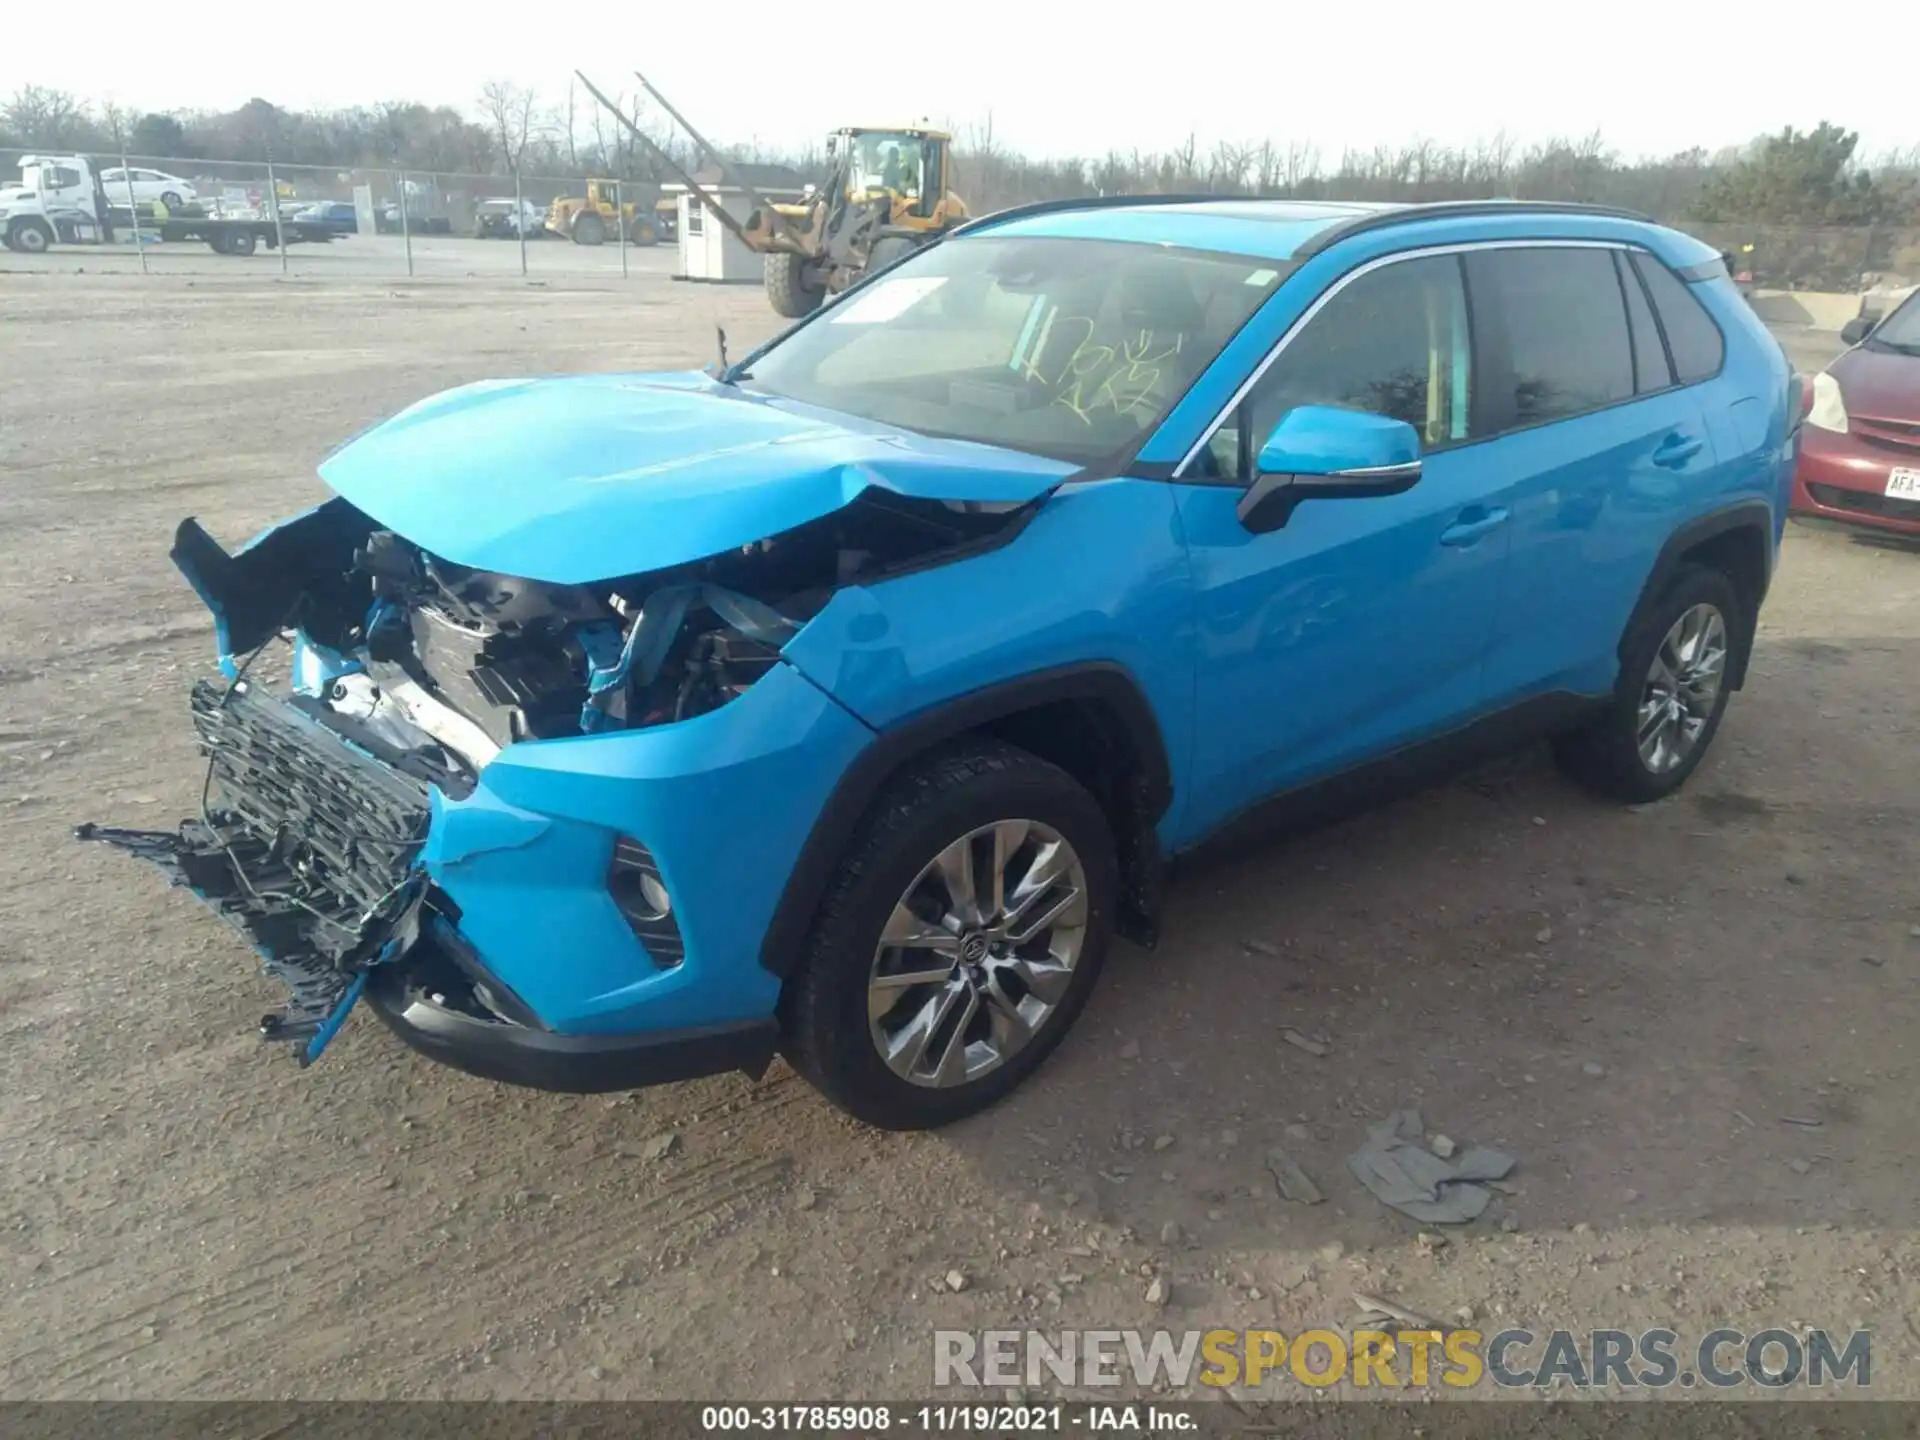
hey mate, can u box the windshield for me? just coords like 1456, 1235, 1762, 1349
741, 237, 1282, 464
1866, 290, 1920, 352
849, 133, 926, 197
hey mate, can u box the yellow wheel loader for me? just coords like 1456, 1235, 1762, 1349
545, 180, 660, 247
577, 71, 969, 318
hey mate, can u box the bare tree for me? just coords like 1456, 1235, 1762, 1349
2, 85, 95, 149
478, 79, 538, 173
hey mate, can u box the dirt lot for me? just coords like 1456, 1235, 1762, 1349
1, 273, 1916, 1403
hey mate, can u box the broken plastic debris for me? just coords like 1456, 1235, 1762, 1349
1348, 1109, 1516, 1224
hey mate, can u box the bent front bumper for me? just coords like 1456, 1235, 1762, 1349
365, 958, 776, 1093
88, 651, 874, 1088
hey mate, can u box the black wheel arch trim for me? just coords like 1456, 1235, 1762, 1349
1624, 499, 1775, 689
759, 661, 1174, 978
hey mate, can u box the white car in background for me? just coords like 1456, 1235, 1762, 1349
98, 167, 197, 208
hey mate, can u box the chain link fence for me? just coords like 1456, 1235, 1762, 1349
0, 148, 678, 279
5, 146, 1916, 305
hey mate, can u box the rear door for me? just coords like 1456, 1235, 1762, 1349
1466, 244, 1718, 701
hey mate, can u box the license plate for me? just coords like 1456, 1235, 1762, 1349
1889, 468, 1920, 501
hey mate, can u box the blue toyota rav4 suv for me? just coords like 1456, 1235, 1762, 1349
91, 198, 1798, 1129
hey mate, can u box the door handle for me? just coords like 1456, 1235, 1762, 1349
1652, 432, 1704, 468
1440, 505, 1510, 547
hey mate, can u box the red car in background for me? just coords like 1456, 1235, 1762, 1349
1793, 288, 1920, 537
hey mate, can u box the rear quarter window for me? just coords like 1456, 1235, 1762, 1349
1631, 253, 1726, 384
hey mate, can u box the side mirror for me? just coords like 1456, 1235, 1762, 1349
1236, 405, 1424, 535
1840, 316, 1875, 346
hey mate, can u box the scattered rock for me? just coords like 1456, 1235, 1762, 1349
1499, 1217, 1519, 1234
636, 1132, 680, 1162
1535, 927, 1554, 944
945, 1269, 969, 1293
1219, 1128, 1240, 1147
1265, 1147, 1324, 1205
1531, 816, 1547, 827
1242, 939, 1281, 957
1285, 1123, 1310, 1142
1416, 1230, 1447, 1251
1317, 1241, 1345, 1264
1119, 1040, 1141, 1061
1789, 1159, 1812, 1175
794, 1186, 818, 1211
1785, 871, 1805, 885
1160, 1221, 1182, 1245
1572, 1222, 1592, 1236
1145, 1276, 1170, 1307
1859, 955, 1885, 967
1153, 1134, 1175, 1151
1453, 1305, 1476, 1325
1281, 1028, 1330, 1058
1429, 1134, 1457, 1159
1908, 924, 1920, 939
1581, 1061, 1607, 1078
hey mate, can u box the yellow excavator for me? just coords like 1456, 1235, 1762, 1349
577, 71, 969, 317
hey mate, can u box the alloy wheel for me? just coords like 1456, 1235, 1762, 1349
1636, 602, 1728, 774
867, 819, 1089, 1089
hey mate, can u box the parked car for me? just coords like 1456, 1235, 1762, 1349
97, 166, 197, 209
377, 200, 452, 235
89, 198, 1797, 1130
292, 201, 359, 235
1792, 288, 1920, 537
474, 197, 547, 239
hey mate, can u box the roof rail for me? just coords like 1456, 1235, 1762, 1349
1290, 199, 1655, 259
952, 193, 1232, 237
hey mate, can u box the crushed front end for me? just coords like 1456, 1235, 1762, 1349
83, 485, 1027, 1090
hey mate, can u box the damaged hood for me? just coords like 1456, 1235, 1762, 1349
316, 372, 1075, 584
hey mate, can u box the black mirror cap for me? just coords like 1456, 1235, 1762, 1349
1841, 316, 1874, 346
1235, 462, 1424, 535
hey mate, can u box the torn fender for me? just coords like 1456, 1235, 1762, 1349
315, 372, 1074, 585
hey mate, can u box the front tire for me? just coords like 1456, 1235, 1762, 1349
7, 218, 54, 254
764, 252, 825, 318
572, 212, 606, 246
782, 742, 1118, 1130
1553, 564, 1742, 802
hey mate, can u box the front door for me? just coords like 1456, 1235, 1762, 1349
1169, 251, 1514, 841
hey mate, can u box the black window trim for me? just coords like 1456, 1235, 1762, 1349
1171, 238, 1724, 485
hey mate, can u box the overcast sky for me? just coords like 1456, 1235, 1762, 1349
5, 0, 1913, 162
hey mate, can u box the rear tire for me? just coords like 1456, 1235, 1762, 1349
781, 742, 1119, 1130
1552, 564, 1742, 803
225, 229, 258, 256
572, 212, 606, 246
866, 235, 918, 274
764, 252, 825, 318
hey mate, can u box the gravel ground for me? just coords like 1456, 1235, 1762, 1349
1, 273, 1916, 1402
